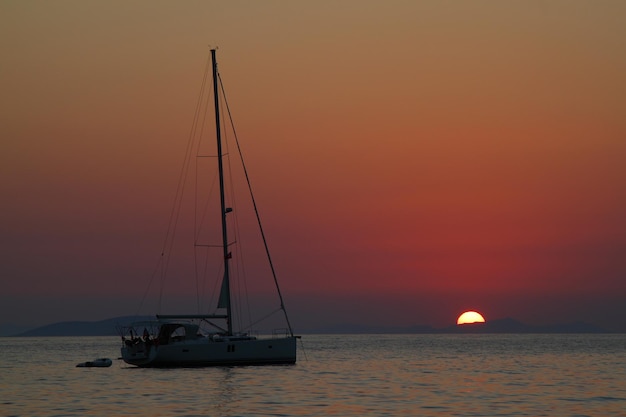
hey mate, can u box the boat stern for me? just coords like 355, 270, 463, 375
121, 341, 158, 366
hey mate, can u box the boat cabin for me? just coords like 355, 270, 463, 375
156, 322, 201, 345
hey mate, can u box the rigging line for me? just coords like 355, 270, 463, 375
218, 73, 295, 337
240, 307, 282, 332
219, 89, 252, 330
299, 338, 309, 361
218, 93, 237, 326
195, 170, 220, 314
220, 92, 242, 330
193, 59, 217, 314
166, 54, 210, 257
194, 62, 217, 245
160, 52, 213, 311
210, 261, 225, 313
134, 253, 164, 316
196, 242, 213, 313
200, 175, 219, 246
200, 319, 227, 333
194, 157, 200, 312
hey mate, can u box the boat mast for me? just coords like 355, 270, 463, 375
211, 48, 233, 336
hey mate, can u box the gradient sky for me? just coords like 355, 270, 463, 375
1, 1, 625, 332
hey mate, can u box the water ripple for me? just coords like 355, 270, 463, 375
1, 334, 625, 416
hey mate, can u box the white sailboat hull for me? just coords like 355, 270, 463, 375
121, 336, 297, 367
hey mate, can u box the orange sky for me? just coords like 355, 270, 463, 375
1, 1, 625, 331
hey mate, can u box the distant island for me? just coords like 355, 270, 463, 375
2, 316, 150, 337
1, 316, 613, 337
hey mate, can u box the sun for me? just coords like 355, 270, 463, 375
457, 311, 486, 325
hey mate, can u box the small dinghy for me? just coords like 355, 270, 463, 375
76, 358, 112, 368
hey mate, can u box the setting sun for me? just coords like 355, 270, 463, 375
457, 311, 486, 325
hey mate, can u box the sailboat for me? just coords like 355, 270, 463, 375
120, 49, 298, 367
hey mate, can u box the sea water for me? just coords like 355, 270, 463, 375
1, 334, 624, 416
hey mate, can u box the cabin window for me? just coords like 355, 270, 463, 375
171, 326, 186, 342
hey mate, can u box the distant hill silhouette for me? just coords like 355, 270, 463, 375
0, 323, 32, 337
5, 316, 612, 337
12, 316, 150, 337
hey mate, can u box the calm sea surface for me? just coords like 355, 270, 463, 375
1, 334, 624, 416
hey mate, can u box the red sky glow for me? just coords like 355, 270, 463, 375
1, 1, 625, 332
